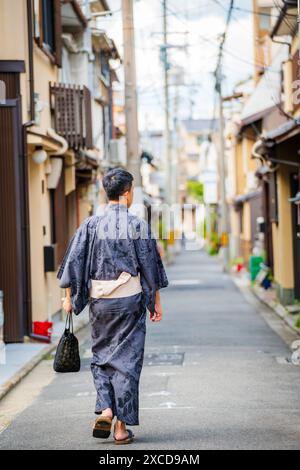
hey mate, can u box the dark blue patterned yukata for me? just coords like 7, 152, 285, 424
57, 204, 168, 425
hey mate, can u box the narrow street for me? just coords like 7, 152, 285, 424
0, 250, 300, 450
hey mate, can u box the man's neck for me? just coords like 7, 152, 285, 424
109, 200, 128, 207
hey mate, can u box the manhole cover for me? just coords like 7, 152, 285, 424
144, 353, 185, 366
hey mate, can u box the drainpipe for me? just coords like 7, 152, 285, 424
252, 139, 266, 163
27, 0, 35, 121
271, 37, 292, 56
23, 0, 36, 330
22, 121, 34, 337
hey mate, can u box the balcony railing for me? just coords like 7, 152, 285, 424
50, 83, 93, 150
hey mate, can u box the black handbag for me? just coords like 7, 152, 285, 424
53, 314, 81, 373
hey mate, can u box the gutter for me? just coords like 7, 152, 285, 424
26, 0, 35, 122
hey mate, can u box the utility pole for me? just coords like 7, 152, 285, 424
122, 0, 143, 206
162, 0, 172, 205
214, 0, 234, 272
173, 84, 180, 205
216, 75, 230, 272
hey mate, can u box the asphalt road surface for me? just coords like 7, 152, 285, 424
1, 250, 300, 450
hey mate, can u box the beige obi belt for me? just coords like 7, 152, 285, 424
90, 272, 142, 299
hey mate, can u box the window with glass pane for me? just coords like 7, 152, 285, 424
42, 0, 55, 53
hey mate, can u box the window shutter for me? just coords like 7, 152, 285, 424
50, 83, 95, 151
53, 0, 62, 67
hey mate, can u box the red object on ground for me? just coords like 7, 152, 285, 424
237, 264, 244, 273
33, 321, 53, 342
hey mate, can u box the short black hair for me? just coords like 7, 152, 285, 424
102, 168, 134, 200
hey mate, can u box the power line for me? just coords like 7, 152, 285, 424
272, 0, 297, 35
158, 0, 278, 74
214, 0, 235, 83
233, 5, 296, 19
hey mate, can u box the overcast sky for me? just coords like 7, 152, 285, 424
99, 0, 254, 130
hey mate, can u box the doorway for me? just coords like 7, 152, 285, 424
0, 63, 31, 342
291, 173, 300, 301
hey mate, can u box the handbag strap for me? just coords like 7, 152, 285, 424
65, 313, 74, 333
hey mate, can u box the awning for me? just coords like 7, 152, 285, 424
262, 117, 300, 144
62, 1, 88, 31
92, 31, 121, 60
240, 48, 288, 127
252, 117, 300, 167
240, 106, 277, 128
27, 129, 66, 153
233, 189, 262, 208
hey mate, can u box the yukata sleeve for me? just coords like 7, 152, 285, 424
134, 220, 169, 312
57, 217, 95, 315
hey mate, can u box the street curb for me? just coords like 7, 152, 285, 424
251, 285, 300, 336
232, 275, 300, 341
0, 316, 89, 403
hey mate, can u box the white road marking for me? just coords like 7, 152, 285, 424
169, 280, 203, 286
141, 406, 195, 410
146, 391, 171, 397
149, 372, 178, 377
76, 391, 96, 397
159, 402, 177, 409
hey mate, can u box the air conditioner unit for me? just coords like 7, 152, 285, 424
109, 138, 127, 167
